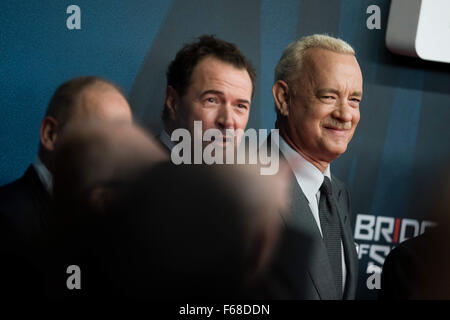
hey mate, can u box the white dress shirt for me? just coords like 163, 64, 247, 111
32, 157, 53, 194
159, 130, 174, 150
276, 135, 347, 292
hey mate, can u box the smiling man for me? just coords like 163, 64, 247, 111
160, 35, 255, 158
267, 34, 362, 300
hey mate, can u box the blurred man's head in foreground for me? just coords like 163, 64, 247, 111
39, 76, 132, 173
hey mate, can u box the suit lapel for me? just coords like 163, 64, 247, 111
283, 166, 338, 300
263, 135, 356, 299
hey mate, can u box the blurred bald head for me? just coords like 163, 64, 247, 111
39, 76, 132, 172
69, 81, 132, 124
45, 76, 131, 126
99, 161, 290, 299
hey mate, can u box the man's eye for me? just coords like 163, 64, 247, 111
237, 104, 248, 109
320, 96, 336, 102
350, 98, 361, 103
204, 97, 219, 104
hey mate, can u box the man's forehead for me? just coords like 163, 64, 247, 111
301, 49, 362, 85
190, 57, 252, 96
303, 48, 358, 69
194, 56, 250, 79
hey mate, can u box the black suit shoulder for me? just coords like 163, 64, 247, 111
0, 166, 50, 249
0, 165, 42, 206
379, 229, 438, 300
0, 166, 51, 299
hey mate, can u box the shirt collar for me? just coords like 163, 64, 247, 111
160, 129, 174, 150
32, 157, 53, 194
276, 135, 331, 203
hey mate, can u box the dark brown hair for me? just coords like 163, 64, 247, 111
162, 35, 256, 124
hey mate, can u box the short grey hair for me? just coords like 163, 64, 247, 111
275, 34, 355, 85
273, 34, 355, 119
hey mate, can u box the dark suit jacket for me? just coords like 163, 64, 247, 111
259, 138, 359, 300
0, 165, 51, 247
379, 227, 447, 300
0, 165, 51, 297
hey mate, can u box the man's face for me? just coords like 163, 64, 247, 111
173, 56, 252, 149
285, 48, 362, 163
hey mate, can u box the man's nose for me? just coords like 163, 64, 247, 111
332, 99, 353, 123
216, 104, 234, 129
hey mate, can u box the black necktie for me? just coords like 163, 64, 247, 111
318, 176, 343, 298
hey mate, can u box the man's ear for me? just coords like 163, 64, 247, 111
40, 116, 59, 152
272, 80, 290, 117
165, 86, 180, 121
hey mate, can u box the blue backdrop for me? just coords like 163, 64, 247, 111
1, 0, 449, 299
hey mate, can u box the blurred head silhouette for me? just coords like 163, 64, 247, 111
39, 76, 132, 175
101, 162, 291, 299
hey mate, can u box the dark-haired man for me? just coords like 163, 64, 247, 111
160, 35, 255, 155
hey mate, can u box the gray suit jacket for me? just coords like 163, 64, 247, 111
260, 137, 359, 300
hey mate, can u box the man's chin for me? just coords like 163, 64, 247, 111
322, 144, 348, 161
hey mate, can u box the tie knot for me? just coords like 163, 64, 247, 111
320, 176, 332, 196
